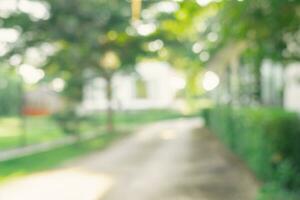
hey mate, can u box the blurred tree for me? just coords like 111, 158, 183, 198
149, 0, 219, 106
156, 0, 299, 104
203, 0, 300, 103
0, 66, 22, 116
1, 0, 151, 132
38, 0, 152, 132
2, 0, 298, 125
40, 0, 150, 132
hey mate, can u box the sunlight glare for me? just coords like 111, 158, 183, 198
171, 76, 186, 90
202, 71, 220, 91
0, 28, 20, 43
192, 42, 203, 53
9, 54, 22, 66
199, 51, 210, 62
0, 168, 114, 200
136, 23, 156, 36
18, 64, 45, 84
51, 78, 65, 92
155, 1, 179, 13
148, 39, 164, 52
160, 129, 177, 140
196, 0, 214, 7
0, 0, 49, 20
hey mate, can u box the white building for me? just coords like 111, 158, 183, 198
261, 60, 284, 106
284, 63, 300, 113
260, 61, 300, 113
81, 62, 185, 112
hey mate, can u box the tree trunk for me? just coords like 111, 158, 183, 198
230, 57, 240, 106
253, 62, 262, 104
19, 81, 27, 147
20, 115, 27, 146
105, 75, 114, 133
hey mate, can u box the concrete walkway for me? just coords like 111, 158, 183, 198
0, 118, 259, 200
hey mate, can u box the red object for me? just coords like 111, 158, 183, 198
22, 107, 50, 116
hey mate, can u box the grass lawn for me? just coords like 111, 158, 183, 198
0, 117, 64, 150
0, 109, 185, 150
0, 109, 188, 183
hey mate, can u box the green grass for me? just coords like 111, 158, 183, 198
0, 117, 21, 149
87, 109, 186, 127
0, 109, 186, 183
0, 109, 185, 150
0, 132, 124, 183
0, 117, 64, 150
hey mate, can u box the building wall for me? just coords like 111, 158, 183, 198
261, 60, 284, 106
284, 63, 300, 113
81, 62, 185, 112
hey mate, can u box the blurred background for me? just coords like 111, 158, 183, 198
0, 0, 299, 199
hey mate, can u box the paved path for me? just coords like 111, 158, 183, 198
0, 118, 258, 200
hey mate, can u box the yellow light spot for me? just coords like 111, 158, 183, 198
160, 129, 177, 140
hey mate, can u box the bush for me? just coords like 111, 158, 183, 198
257, 182, 299, 200
52, 109, 82, 135
204, 106, 300, 197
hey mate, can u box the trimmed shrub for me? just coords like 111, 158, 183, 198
203, 106, 300, 197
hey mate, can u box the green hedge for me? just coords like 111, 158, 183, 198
203, 106, 300, 199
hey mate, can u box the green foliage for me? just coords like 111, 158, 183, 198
1, 0, 153, 105
52, 109, 82, 135
204, 106, 300, 198
205, 0, 300, 62
0, 109, 183, 150
0, 67, 22, 116
257, 182, 299, 200
38, 0, 151, 103
0, 117, 64, 150
83, 109, 185, 129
